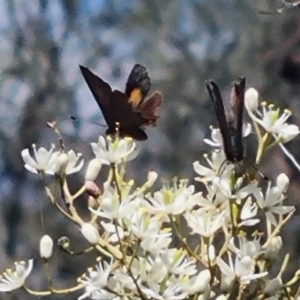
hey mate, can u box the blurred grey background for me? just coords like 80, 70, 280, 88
1, 0, 300, 298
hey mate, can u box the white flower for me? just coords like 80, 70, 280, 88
78, 260, 114, 300
229, 236, 262, 258
217, 253, 267, 289
100, 221, 125, 243
21, 144, 59, 174
212, 176, 255, 201
239, 197, 260, 227
91, 135, 137, 165
248, 103, 299, 142
252, 175, 294, 226
141, 232, 172, 253
123, 256, 167, 285
128, 211, 162, 240
185, 208, 225, 238
63, 150, 84, 174
116, 261, 170, 294
203, 127, 224, 148
160, 248, 197, 276
90, 187, 138, 221
40, 235, 53, 259
146, 181, 197, 217
204, 125, 251, 149
140, 281, 188, 300
0, 260, 33, 292
81, 223, 100, 245
194, 151, 228, 182
181, 269, 211, 294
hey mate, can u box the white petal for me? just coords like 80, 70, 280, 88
21, 149, 39, 170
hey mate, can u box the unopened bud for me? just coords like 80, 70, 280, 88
245, 88, 259, 112
264, 277, 282, 295
280, 125, 299, 143
40, 235, 54, 259
85, 180, 101, 198
197, 270, 211, 293
55, 153, 69, 175
204, 245, 215, 263
276, 173, 289, 193
81, 223, 99, 245
265, 236, 282, 260
146, 171, 158, 188
85, 159, 102, 181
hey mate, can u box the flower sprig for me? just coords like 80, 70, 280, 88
2, 85, 300, 299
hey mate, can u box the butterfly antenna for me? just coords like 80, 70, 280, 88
69, 115, 106, 128
279, 142, 300, 172
251, 164, 269, 181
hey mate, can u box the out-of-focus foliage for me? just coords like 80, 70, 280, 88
1, 0, 300, 298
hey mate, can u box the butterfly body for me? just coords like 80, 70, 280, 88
80, 64, 163, 140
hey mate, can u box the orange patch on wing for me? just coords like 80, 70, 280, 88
129, 88, 143, 106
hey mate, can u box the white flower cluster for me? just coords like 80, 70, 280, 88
1, 88, 300, 299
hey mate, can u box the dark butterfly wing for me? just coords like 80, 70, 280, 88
79, 65, 114, 128
108, 90, 148, 138
139, 92, 163, 124
118, 128, 148, 140
231, 77, 246, 161
206, 80, 234, 162
125, 64, 151, 107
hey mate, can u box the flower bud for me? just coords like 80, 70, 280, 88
197, 270, 211, 293
264, 236, 282, 260
280, 124, 299, 143
264, 277, 282, 295
54, 153, 69, 175
85, 181, 101, 198
245, 88, 259, 112
146, 171, 158, 188
81, 223, 99, 245
216, 296, 227, 300
85, 159, 102, 181
204, 245, 215, 263
276, 173, 289, 193
40, 235, 54, 259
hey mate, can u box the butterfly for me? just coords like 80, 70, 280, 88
206, 77, 246, 166
80, 64, 163, 140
